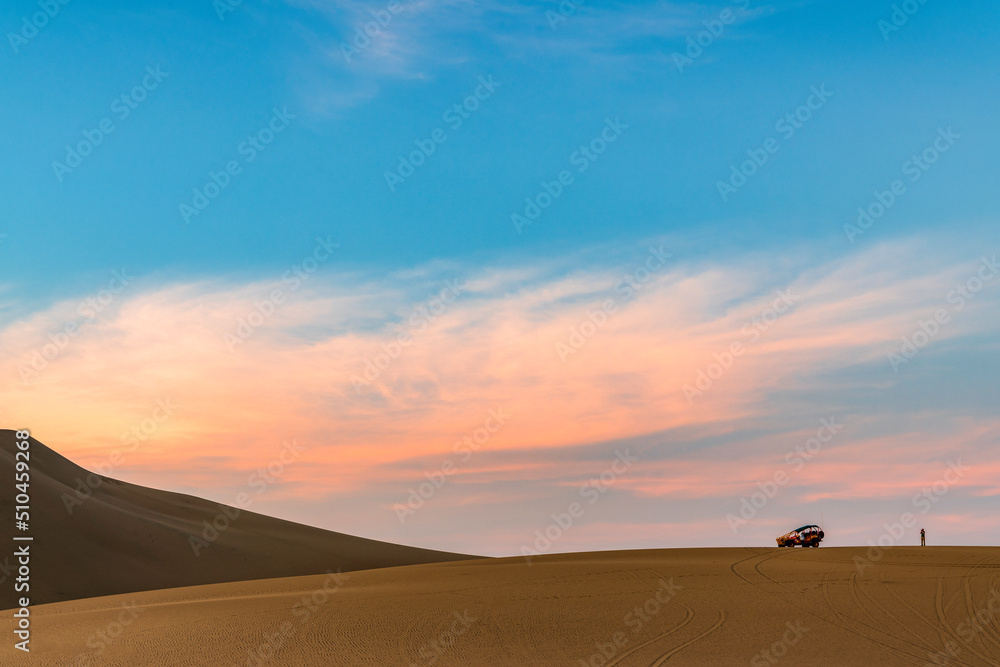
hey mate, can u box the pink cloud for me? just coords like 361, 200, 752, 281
1, 238, 997, 551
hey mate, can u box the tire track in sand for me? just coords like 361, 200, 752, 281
602, 568, 696, 667
638, 567, 730, 666
819, 569, 933, 663
750, 548, 934, 662
729, 547, 930, 663
847, 563, 963, 662
873, 552, 997, 667
954, 556, 1000, 665
645, 595, 725, 666
960, 557, 1000, 659
602, 603, 695, 667
931, 562, 996, 665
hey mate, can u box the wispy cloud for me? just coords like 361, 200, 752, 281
3, 235, 997, 551
283, 0, 781, 112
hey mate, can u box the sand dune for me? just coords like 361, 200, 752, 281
8, 546, 1000, 666
3, 430, 998, 664
0, 430, 471, 608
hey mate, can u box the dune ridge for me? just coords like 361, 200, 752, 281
0, 429, 474, 608
6, 546, 1000, 665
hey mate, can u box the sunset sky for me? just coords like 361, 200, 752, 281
2, 0, 998, 556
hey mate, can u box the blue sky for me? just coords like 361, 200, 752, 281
3, 0, 998, 302
3, 0, 1000, 554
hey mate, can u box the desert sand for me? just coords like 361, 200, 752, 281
3, 430, 999, 665
6, 546, 1000, 666
0, 430, 470, 608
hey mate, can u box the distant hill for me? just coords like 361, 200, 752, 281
0, 429, 475, 607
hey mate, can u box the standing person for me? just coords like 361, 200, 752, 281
921, 528, 926, 546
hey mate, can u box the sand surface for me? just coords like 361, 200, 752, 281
6, 546, 1000, 666
0, 430, 470, 608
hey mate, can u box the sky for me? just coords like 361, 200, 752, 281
1, 0, 999, 557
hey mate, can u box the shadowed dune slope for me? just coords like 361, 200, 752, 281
0, 430, 474, 607
7, 547, 1000, 666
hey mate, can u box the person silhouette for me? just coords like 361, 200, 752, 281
920, 528, 926, 546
